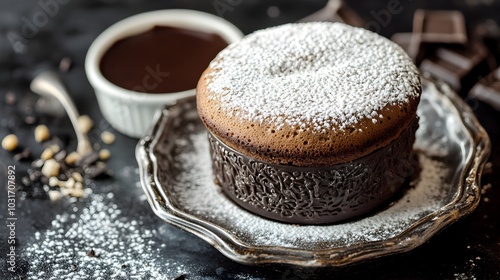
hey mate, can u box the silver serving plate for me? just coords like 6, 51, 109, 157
136, 78, 490, 267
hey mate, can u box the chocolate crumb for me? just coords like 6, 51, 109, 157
13, 149, 33, 161
173, 274, 186, 280
28, 169, 42, 182
59, 57, 72, 73
24, 115, 37, 125
39, 176, 49, 185
58, 172, 69, 181
86, 248, 98, 258
121, 264, 128, 269
77, 115, 94, 134
21, 176, 31, 187
5, 91, 17, 105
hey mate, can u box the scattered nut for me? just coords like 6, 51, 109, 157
34, 124, 50, 142
100, 131, 115, 145
99, 149, 111, 161
48, 176, 60, 187
48, 190, 62, 201
40, 148, 55, 160
74, 182, 83, 190
2, 134, 18, 151
13, 148, 32, 161
65, 152, 81, 165
49, 144, 60, 153
60, 187, 71, 197
77, 115, 94, 134
72, 172, 83, 182
64, 177, 75, 189
70, 188, 84, 198
41, 159, 60, 177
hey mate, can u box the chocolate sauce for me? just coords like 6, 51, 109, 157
100, 26, 228, 93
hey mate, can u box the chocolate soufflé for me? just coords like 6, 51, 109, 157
197, 22, 421, 224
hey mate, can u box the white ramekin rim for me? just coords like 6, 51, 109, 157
85, 9, 244, 104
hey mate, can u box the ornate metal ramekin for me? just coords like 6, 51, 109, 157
208, 119, 418, 224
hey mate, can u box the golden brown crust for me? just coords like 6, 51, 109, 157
197, 67, 421, 166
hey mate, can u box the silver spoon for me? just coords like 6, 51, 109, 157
30, 71, 93, 155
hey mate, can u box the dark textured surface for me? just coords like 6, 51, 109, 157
0, 0, 499, 279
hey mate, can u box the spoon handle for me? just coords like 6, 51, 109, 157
30, 72, 92, 155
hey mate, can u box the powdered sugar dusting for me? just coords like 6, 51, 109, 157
23, 193, 187, 279
206, 22, 420, 131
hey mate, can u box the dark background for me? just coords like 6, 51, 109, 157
0, 0, 499, 279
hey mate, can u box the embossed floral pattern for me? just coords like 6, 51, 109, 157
208, 120, 418, 224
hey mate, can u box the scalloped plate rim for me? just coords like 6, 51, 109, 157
136, 77, 491, 267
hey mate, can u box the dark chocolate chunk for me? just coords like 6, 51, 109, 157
413, 10, 467, 44
475, 19, 500, 40
298, 0, 364, 27
408, 10, 468, 61
469, 68, 500, 111
419, 42, 490, 93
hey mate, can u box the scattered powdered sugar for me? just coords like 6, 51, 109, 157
206, 22, 421, 132
23, 193, 187, 279
169, 130, 451, 249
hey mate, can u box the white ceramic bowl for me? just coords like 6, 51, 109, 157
85, 9, 243, 138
